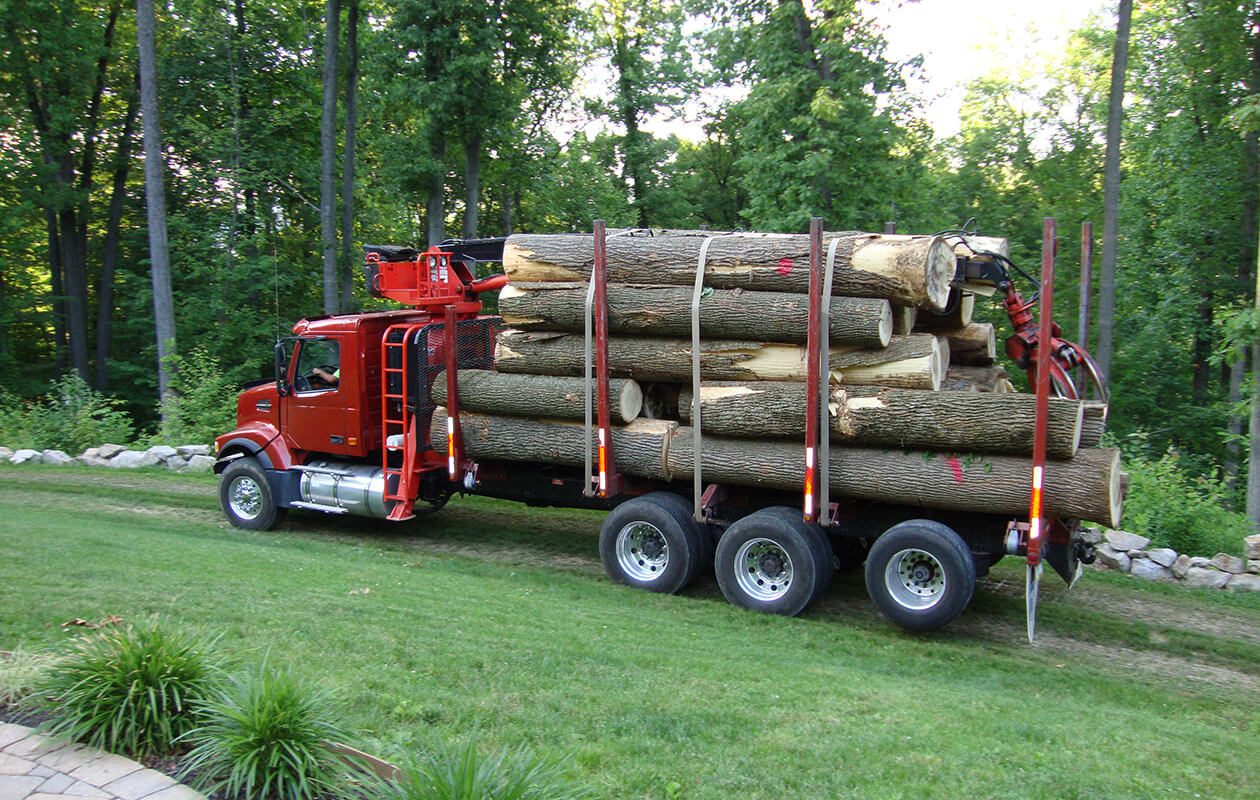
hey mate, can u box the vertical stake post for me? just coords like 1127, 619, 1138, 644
1078, 221, 1093, 398
593, 220, 620, 497
803, 218, 823, 523
444, 305, 465, 480
1029, 218, 1057, 566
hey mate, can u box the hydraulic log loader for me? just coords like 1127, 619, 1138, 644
214, 220, 1109, 639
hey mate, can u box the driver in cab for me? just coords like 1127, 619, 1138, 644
311, 366, 339, 386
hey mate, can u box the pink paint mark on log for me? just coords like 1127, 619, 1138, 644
777, 258, 793, 276
945, 455, 965, 484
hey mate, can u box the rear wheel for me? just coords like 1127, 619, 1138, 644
219, 457, 287, 531
865, 520, 975, 631
754, 507, 834, 605
599, 493, 704, 594
715, 509, 830, 616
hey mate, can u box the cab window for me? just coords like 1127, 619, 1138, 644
293, 339, 340, 393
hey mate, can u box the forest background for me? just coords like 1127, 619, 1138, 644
2, 0, 1258, 543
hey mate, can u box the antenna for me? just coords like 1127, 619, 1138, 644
273, 244, 281, 342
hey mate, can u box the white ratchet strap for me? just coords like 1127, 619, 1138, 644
691, 237, 717, 522
819, 238, 840, 522
583, 262, 597, 497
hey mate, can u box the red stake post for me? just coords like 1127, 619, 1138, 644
1028, 218, 1057, 566
592, 221, 620, 497
803, 218, 823, 523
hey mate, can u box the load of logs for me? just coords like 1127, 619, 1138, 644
430, 229, 1123, 528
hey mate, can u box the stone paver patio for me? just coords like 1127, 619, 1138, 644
0, 722, 205, 800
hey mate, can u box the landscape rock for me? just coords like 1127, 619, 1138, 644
146, 444, 178, 462
1130, 559, 1172, 581
1245, 534, 1260, 561
1172, 554, 1192, 579
1249, 560, 1260, 575
1128, 549, 1149, 560
1147, 548, 1178, 568
40, 449, 74, 465
109, 449, 162, 468
1078, 526, 1102, 546
185, 454, 216, 473
77, 454, 112, 467
1105, 530, 1151, 552
165, 455, 189, 471
0, 446, 12, 459
98, 443, 127, 458
176, 444, 211, 457
1226, 573, 1260, 593
1095, 543, 1131, 573
1187, 556, 1212, 568
1211, 553, 1246, 574
1182, 567, 1230, 590
9, 449, 41, 465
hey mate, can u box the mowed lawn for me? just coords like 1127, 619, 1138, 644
2, 465, 1258, 799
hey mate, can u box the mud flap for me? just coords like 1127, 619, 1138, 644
1043, 519, 1085, 587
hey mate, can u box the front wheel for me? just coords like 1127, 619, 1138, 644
865, 520, 975, 631
219, 457, 287, 531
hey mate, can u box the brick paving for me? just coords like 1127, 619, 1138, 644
0, 723, 205, 800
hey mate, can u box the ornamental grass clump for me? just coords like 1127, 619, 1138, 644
28, 623, 216, 757
375, 735, 592, 800
180, 662, 351, 800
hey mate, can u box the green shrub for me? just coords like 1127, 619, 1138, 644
374, 735, 591, 800
180, 662, 351, 800
28, 623, 216, 756
157, 345, 238, 446
0, 649, 61, 708
0, 373, 134, 453
1121, 448, 1250, 557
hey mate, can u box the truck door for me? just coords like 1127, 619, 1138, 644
284, 337, 348, 456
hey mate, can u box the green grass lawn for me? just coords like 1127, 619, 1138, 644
2, 465, 1258, 799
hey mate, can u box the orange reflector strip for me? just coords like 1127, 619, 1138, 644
446, 417, 456, 478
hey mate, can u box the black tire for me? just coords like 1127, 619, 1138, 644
219, 458, 287, 530
714, 509, 827, 616
755, 506, 834, 605
599, 493, 704, 594
864, 520, 975, 631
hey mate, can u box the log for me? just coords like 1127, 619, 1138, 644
941, 322, 996, 366
430, 410, 1122, 526
943, 365, 1010, 393
679, 382, 1082, 458
664, 431, 1123, 527
431, 370, 643, 424
891, 305, 918, 335
1080, 402, 1109, 448
495, 330, 946, 390
915, 289, 975, 330
497, 284, 893, 348
953, 236, 1010, 259
431, 408, 673, 480
502, 231, 956, 309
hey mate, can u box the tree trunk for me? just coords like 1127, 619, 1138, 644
339, 0, 359, 311
319, 0, 340, 315
503, 231, 956, 309
915, 289, 974, 330
495, 331, 945, 389
1079, 402, 1109, 449
95, 87, 139, 392
678, 382, 1083, 459
943, 364, 1010, 393
426, 135, 446, 247
431, 409, 1123, 526
502, 184, 514, 235
44, 206, 67, 374
1096, 0, 1132, 384
137, 0, 176, 412
941, 323, 995, 366
462, 133, 481, 238
498, 284, 892, 347
432, 370, 642, 423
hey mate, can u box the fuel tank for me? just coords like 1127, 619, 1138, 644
298, 461, 391, 518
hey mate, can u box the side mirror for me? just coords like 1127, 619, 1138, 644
274, 341, 290, 396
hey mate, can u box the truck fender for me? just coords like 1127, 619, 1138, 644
214, 437, 276, 473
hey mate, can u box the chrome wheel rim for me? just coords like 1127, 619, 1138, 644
734, 538, 793, 601
885, 548, 946, 610
229, 476, 264, 521
616, 522, 669, 582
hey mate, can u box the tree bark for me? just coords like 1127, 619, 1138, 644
678, 382, 1083, 459
503, 231, 956, 309
915, 289, 974, 330
339, 0, 359, 311
137, 0, 176, 413
431, 370, 642, 424
44, 206, 67, 373
431, 409, 1123, 526
462, 133, 481, 238
319, 0, 341, 314
95, 85, 139, 392
495, 331, 945, 389
943, 365, 1010, 393
941, 323, 995, 366
498, 284, 892, 347
1096, 0, 1132, 384
890, 304, 917, 335
426, 135, 446, 247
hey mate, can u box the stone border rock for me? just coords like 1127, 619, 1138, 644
1086, 528, 1260, 593
0, 444, 215, 473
